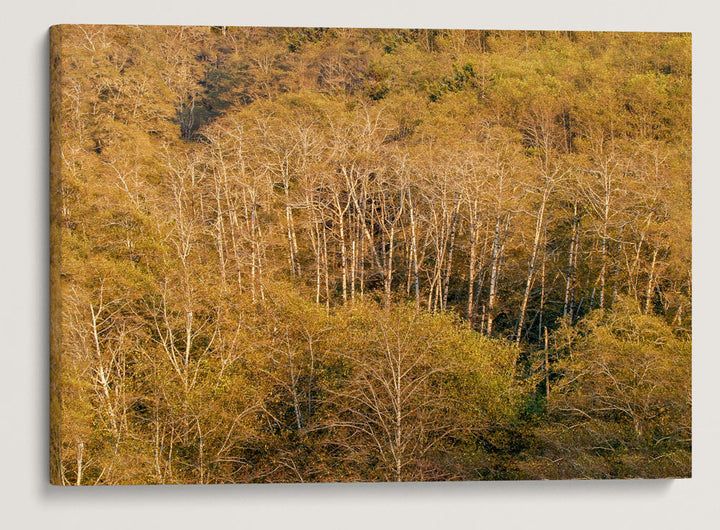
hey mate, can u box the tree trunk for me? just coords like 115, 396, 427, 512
486, 213, 507, 337
76, 441, 84, 486
563, 203, 580, 320
408, 189, 420, 308
544, 327, 550, 400
645, 246, 659, 314
285, 182, 297, 276
516, 188, 549, 344
384, 224, 395, 309
322, 220, 330, 311
537, 240, 547, 342
466, 204, 479, 325
441, 195, 460, 310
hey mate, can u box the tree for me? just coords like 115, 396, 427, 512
323, 304, 518, 481
542, 299, 691, 478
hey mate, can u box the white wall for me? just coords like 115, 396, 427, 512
1, 2, 717, 528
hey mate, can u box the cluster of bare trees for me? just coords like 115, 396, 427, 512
168, 105, 687, 345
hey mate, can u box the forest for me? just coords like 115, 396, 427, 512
50, 25, 691, 484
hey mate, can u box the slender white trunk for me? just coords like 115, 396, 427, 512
645, 246, 659, 314
408, 189, 420, 308
516, 188, 549, 344
467, 211, 479, 325
441, 196, 460, 310
486, 214, 505, 336
563, 203, 579, 320
76, 441, 84, 486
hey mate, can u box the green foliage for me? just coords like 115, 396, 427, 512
551, 299, 690, 436
427, 62, 479, 101
525, 299, 692, 478
285, 28, 337, 53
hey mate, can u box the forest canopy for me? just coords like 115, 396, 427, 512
50, 25, 691, 484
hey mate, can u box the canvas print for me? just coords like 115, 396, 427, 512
49, 25, 691, 485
